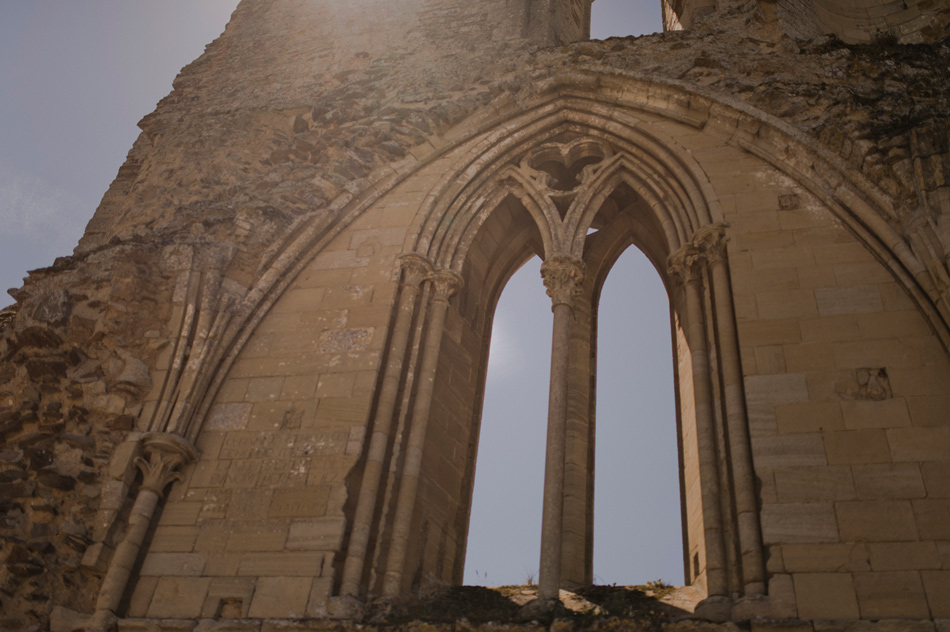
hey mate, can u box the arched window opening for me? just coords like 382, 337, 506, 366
590, 0, 663, 39
463, 247, 685, 588
593, 246, 683, 585
463, 257, 551, 586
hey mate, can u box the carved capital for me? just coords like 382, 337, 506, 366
134, 433, 198, 498
429, 269, 463, 305
398, 254, 433, 289
693, 223, 729, 265
668, 245, 704, 287
541, 255, 586, 307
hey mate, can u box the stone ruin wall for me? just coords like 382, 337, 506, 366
664, 0, 950, 43
1, 0, 949, 630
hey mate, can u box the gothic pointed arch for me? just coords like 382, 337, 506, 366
172, 71, 949, 450
128, 67, 950, 621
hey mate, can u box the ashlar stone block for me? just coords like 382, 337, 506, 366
146, 577, 212, 619
853, 571, 930, 619
887, 427, 950, 462
783, 543, 870, 573
236, 552, 326, 577
794, 572, 860, 619
761, 503, 839, 544
247, 577, 312, 619
836, 500, 919, 542
225, 522, 288, 552
852, 463, 926, 499
746, 373, 810, 404
906, 394, 950, 427
139, 552, 207, 576
869, 542, 942, 572
841, 400, 911, 431
268, 486, 330, 518
922, 570, 950, 617
774, 466, 855, 502
912, 499, 950, 540
125, 576, 158, 618
824, 429, 892, 465
756, 289, 818, 319
287, 517, 346, 551
815, 285, 884, 316
149, 525, 199, 553
306, 577, 334, 618
753, 434, 827, 469
776, 402, 844, 434
921, 462, 950, 497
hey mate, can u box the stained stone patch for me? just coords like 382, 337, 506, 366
206, 403, 253, 431
317, 328, 373, 353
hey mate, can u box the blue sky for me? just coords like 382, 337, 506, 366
0, 1, 239, 299
0, 0, 679, 588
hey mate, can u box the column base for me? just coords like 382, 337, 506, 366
693, 595, 733, 622
517, 597, 568, 621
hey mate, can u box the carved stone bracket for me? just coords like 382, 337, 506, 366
541, 255, 586, 308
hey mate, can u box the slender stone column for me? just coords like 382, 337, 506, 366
668, 247, 728, 599
537, 255, 585, 603
382, 268, 462, 597
93, 434, 197, 629
341, 254, 431, 597
560, 278, 595, 588
697, 227, 766, 596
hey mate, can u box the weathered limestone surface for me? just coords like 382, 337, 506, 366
1, 0, 949, 630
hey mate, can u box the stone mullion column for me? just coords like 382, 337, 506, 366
699, 230, 766, 596
561, 274, 595, 588
382, 269, 462, 597
341, 254, 431, 598
669, 248, 728, 599
537, 255, 585, 603
93, 434, 196, 630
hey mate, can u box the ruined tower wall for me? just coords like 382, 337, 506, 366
661, 0, 949, 43
75, 0, 590, 257
809, 0, 950, 44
